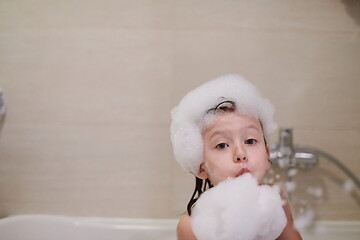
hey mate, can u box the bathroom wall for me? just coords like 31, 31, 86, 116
0, 0, 359, 220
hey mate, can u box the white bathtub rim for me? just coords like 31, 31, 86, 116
0, 214, 178, 230
1, 214, 359, 233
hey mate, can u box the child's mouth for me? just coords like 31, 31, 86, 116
236, 168, 251, 177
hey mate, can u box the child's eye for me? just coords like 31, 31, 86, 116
215, 143, 229, 149
245, 138, 257, 145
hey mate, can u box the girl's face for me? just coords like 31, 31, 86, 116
198, 113, 270, 186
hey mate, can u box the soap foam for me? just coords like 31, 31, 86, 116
191, 174, 287, 240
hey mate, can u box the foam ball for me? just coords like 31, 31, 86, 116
192, 174, 287, 240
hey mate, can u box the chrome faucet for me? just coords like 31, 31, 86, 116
270, 128, 360, 189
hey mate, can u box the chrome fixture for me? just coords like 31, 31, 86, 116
270, 128, 360, 189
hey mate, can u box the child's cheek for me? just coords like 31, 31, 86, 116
204, 163, 223, 186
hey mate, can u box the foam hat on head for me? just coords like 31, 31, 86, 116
170, 74, 277, 174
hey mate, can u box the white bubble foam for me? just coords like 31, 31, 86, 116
191, 174, 287, 240
284, 181, 296, 193
278, 158, 289, 169
343, 179, 354, 193
307, 186, 323, 198
294, 208, 314, 230
264, 177, 274, 184
287, 168, 298, 177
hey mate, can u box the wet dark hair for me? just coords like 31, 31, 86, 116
206, 99, 237, 114
187, 177, 213, 215
186, 99, 268, 215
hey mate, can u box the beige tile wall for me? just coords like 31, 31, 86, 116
0, 0, 359, 220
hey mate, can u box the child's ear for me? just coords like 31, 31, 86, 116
195, 163, 209, 180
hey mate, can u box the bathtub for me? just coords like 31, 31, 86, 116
0, 215, 359, 240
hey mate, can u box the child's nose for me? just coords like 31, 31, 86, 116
234, 146, 247, 163
236, 156, 246, 162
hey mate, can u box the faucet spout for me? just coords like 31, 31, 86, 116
270, 128, 359, 190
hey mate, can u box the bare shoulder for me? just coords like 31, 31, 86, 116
176, 213, 197, 240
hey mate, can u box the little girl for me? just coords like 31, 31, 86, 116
170, 74, 302, 240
